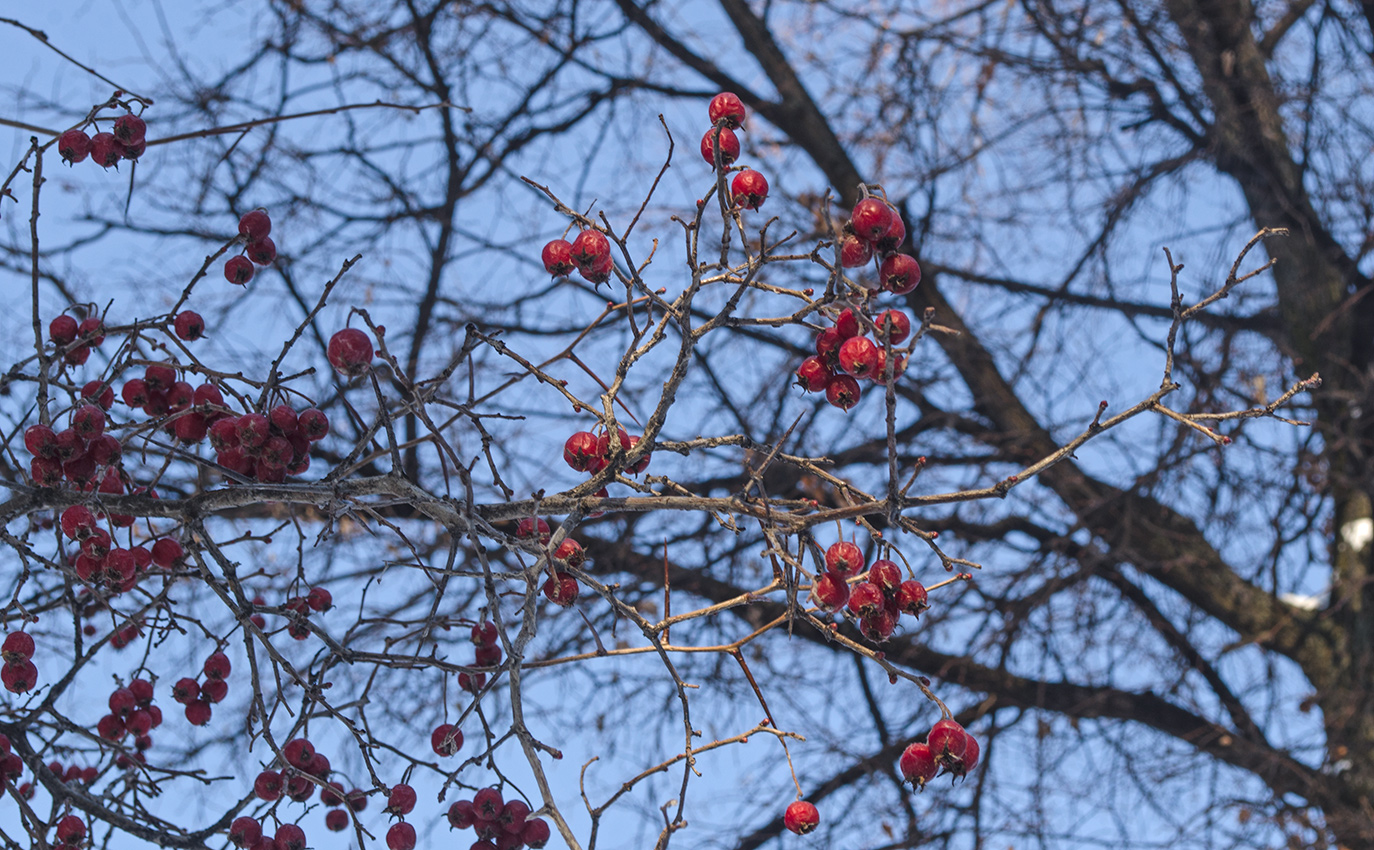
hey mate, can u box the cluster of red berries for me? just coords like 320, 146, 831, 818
783, 800, 820, 835
318, 779, 369, 833
47, 313, 107, 366
1, 632, 37, 694
514, 519, 588, 607
446, 786, 552, 849
810, 542, 929, 643
700, 91, 746, 169
328, 327, 375, 377
899, 718, 979, 788
50, 813, 88, 850
252, 738, 334, 811
45, 759, 99, 787
171, 651, 232, 726
281, 586, 332, 640
797, 304, 911, 411
60, 503, 184, 595
24, 402, 121, 489
207, 404, 330, 482
95, 678, 164, 768
225, 210, 278, 285
540, 227, 614, 285
58, 112, 147, 168
0, 735, 28, 799
229, 817, 310, 850
562, 426, 650, 478
462, 621, 502, 693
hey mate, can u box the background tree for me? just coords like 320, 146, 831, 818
0, 1, 1365, 849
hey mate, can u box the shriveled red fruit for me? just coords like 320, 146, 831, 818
238, 210, 272, 241
880, 253, 921, 294
325, 809, 350, 831
447, 799, 477, 830
783, 800, 820, 835
730, 169, 768, 210
926, 718, 969, 761
851, 198, 893, 241
542, 572, 579, 607
847, 582, 885, 619
875, 309, 911, 344
795, 356, 831, 392
2, 660, 38, 694
838, 336, 881, 379
824, 541, 865, 577
89, 132, 122, 167
56, 814, 87, 844
49, 315, 79, 346
563, 431, 600, 472
1, 632, 33, 664
810, 572, 850, 611
839, 232, 874, 268
245, 237, 276, 265
298, 408, 329, 441
203, 651, 231, 680
868, 560, 902, 595
708, 92, 746, 129
184, 699, 212, 726
58, 130, 91, 164
224, 256, 254, 285
327, 328, 374, 376
896, 580, 928, 616
699, 127, 740, 168
254, 769, 284, 801
522, 818, 552, 848
386, 822, 416, 850
825, 375, 861, 410
385, 783, 417, 815
541, 239, 576, 276
274, 824, 306, 850
899, 741, 938, 787
228, 816, 262, 848
432, 723, 463, 756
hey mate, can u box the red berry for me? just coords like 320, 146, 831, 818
522, 818, 551, 848
203, 651, 231, 680
579, 252, 614, 284
432, 723, 463, 756
229, 817, 262, 848
1, 632, 33, 664
2, 660, 38, 694
833, 307, 860, 339
825, 375, 861, 410
847, 581, 885, 619
447, 799, 476, 830
868, 560, 902, 595
245, 237, 276, 265
569, 229, 610, 270
896, 580, 928, 616
89, 132, 122, 167
298, 408, 330, 441
838, 336, 881, 379
875, 309, 910, 344
879, 253, 921, 294
824, 541, 865, 577
876, 209, 906, 253
958, 733, 981, 775
171, 677, 199, 704
254, 769, 283, 800
387, 822, 416, 850
118, 138, 147, 160
24, 425, 58, 459
274, 824, 306, 850
927, 718, 969, 761
516, 517, 551, 542
899, 741, 938, 787
472, 621, 499, 647
56, 814, 87, 844
174, 311, 205, 341
151, 538, 184, 569
282, 737, 314, 770
307, 586, 332, 612
385, 783, 417, 815
730, 169, 769, 210
542, 572, 579, 607
96, 713, 125, 741
851, 198, 893, 241
238, 210, 272, 241
346, 788, 368, 812
325, 809, 349, 831
224, 256, 255, 285
58, 130, 91, 164
699, 127, 740, 168
184, 699, 212, 726
49, 315, 79, 345
109, 687, 137, 716
810, 572, 850, 611
78, 316, 105, 345
838, 233, 873, 268
554, 537, 585, 567
859, 609, 897, 642
473, 787, 504, 820
327, 328, 374, 376
82, 380, 115, 409
783, 800, 820, 835
562, 431, 600, 472
112, 113, 146, 145
201, 679, 228, 703
708, 92, 746, 129
541, 239, 576, 276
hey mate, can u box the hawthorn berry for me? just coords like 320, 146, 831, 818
78, 316, 105, 345
847, 582, 884, 619
517, 516, 551, 543
810, 572, 850, 611
224, 256, 255, 285
203, 651, 231, 680
58, 130, 91, 164
96, 713, 125, 741
542, 572, 579, 607
82, 380, 115, 409
834, 307, 860, 339
298, 408, 330, 441
254, 769, 284, 800
109, 687, 137, 716
2, 660, 38, 694
838, 336, 881, 379
783, 800, 820, 835
306, 586, 332, 612
56, 815, 87, 844
875, 309, 911, 344
228, 817, 262, 848
432, 723, 463, 756
387, 822, 417, 850
699, 127, 740, 168
730, 169, 769, 210
838, 233, 873, 268
851, 198, 893, 241
151, 538, 184, 569
89, 132, 122, 168
245, 237, 276, 265
238, 210, 271, 241
327, 328, 374, 376
173, 311, 205, 341
1, 633, 34, 664
563, 431, 600, 472
522, 818, 552, 848
112, 113, 146, 145
325, 809, 349, 831
859, 609, 897, 642
825, 541, 865, 577
473, 787, 504, 820
447, 799, 477, 830
201, 679, 228, 703
282, 737, 314, 770
184, 699, 212, 726
868, 560, 902, 595
879, 253, 921, 294
896, 580, 928, 616
385, 783, 417, 816
825, 375, 861, 410
554, 537, 585, 567
708, 92, 746, 129
49, 315, 79, 346
957, 733, 981, 775
541, 239, 576, 276
274, 824, 306, 850
118, 138, 147, 160
899, 741, 938, 787
570, 229, 611, 269
927, 718, 969, 761
876, 208, 907, 253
